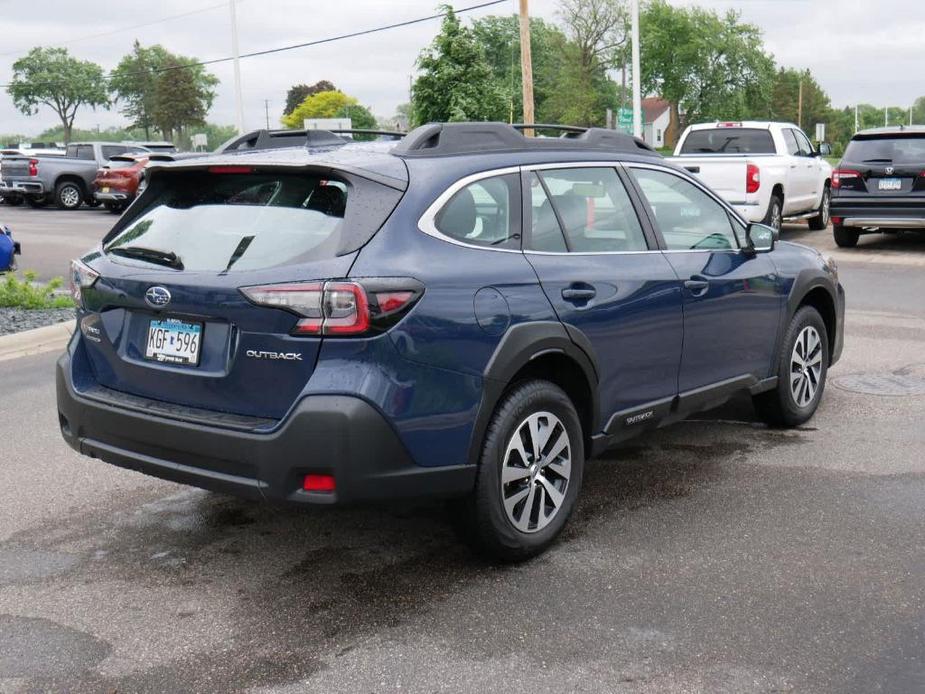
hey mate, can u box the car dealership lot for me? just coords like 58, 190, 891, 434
2, 215, 925, 692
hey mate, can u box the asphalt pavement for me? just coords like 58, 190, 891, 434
1, 214, 924, 693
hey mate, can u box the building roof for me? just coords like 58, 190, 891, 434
642, 98, 671, 125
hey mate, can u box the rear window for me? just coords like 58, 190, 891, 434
680, 128, 775, 154
844, 135, 925, 164
103, 170, 401, 272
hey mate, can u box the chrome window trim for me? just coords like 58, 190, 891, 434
417, 166, 523, 253
626, 161, 747, 248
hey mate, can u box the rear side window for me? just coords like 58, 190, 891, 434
104, 171, 401, 272
527, 167, 648, 253
73, 145, 94, 160
101, 145, 126, 160
844, 135, 925, 164
680, 128, 775, 154
434, 174, 520, 249
783, 130, 801, 156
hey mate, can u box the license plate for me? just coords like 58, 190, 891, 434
145, 318, 202, 365
878, 178, 902, 191
101, 186, 110, 193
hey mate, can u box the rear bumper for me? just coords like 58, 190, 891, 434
0, 180, 44, 195
831, 197, 925, 228
94, 191, 132, 202
56, 351, 476, 505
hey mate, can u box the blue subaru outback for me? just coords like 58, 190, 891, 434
57, 123, 845, 560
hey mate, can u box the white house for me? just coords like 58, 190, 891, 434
642, 97, 672, 149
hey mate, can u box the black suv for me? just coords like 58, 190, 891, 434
830, 126, 925, 247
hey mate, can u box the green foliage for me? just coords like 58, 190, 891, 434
283, 81, 336, 116
0, 272, 74, 309
411, 6, 507, 125
767, 68, 831, 128
471, 15, 569, 123
280, 89, 376, 132
7, 47, 109, 143
640, 1, 775, 141
110, 42, 218, 142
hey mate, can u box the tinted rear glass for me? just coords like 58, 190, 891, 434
844, 135, 925, 164
680, 128, 775, 154
104, 170, 400, 272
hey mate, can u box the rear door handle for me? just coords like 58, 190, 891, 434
561, 287, 597, 301
684, 276, 710, 297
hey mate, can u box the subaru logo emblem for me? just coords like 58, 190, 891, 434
145, 286, 171, 308
885, 166, 895, 175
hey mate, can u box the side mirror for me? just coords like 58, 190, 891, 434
817, 142, 832, 156
745, 223, 776, 254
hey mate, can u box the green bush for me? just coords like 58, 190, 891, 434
0, 272, 75, 309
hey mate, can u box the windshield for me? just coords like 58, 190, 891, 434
680, 128, 775, 154
104, 171, 355, 273
844, 135, 925, 164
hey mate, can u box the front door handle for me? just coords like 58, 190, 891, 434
561, 287, 597, 302
684, 276, 710, 297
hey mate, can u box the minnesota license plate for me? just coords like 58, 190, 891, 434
878, 178, 902, 191
145, 318, 202, 365
101, 186, 110, 193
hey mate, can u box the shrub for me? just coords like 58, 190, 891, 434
0, 271, 75, 309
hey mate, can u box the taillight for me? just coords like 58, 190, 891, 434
832, 169, 861, 189
69, 259, 99, 304
746, 163, 760, 194
240, 279, 422, 337
28, 159, 38, 177
208, 165, 255, 174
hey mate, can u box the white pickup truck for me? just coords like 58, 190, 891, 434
667, 121, 833, 231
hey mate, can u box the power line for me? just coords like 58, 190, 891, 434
0, 2, 232, 58
1, 0, 507, 89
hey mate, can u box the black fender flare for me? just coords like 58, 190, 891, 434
465, 321, 600, 468
777, 269, 839, 362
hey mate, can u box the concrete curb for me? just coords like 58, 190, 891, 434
0, 320, 75, 362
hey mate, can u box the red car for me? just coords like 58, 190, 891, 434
93, 153, 149, 213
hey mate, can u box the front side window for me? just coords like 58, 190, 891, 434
527, 167, 648, 253
434, 174, 520, 248
793, 129, 814, 156
631, 168, 739, 251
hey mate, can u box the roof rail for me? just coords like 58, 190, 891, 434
392, 122, 657, 158
327, 129, 406, 139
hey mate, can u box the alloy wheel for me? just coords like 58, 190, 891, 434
61, 186, 80, 208
790, 326, 823, 407
821, 190, 831, 226
500, 411, 572, 533
771, 201, 782, 231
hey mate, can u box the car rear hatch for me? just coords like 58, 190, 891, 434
73, 160, 405, 421
833, 132, 925, 212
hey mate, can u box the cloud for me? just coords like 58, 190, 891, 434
1, 0, 922, 137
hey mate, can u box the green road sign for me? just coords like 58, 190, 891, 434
617, 107, 634, 134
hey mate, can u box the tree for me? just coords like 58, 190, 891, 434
768, 68, 831, 130
558, 0, 628, 73
640, 1, 775, 146
7, 47, 109, 143
411, 6, 507, 125
913, 96, 925, 125
471, 15, 569, 123
281, 89, 376, 135
283, 80, 336, 116
110, 43, 218, 143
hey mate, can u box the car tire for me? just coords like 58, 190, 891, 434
85, 198, 101, 208
753, 306, 829, 427
462, 379, 584, 562
763, 193, 783, 232
104, 202, 124, 214
55, 181, 83, 210
26, 195, 49, 208
2, 196, 23, 207
833, 224, 859, 248
808, 186, 830, 230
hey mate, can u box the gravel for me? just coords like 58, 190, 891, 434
0, 307, 75, 337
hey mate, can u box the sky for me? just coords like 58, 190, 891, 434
1, 0, 923, 139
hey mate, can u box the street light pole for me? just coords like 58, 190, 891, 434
229, 0, 245, 134
631, 0, 642, 138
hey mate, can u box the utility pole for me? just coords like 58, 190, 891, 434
885, 107, 888, 127
631, 0, 642, 138
797, 78, 803, 129
854, 104, 859, 133
229, 0, 245, 134
264, 100, 270, 129
518, 0, 535, 136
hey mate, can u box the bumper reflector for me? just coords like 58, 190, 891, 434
303, 474, 336, 492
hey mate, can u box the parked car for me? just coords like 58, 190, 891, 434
123, 141, 178, 153
829, 126, 925, 247
94, 152, 203, 213
56, 123, 844, 560
0, 142, 149, 210
668, 121, 833, 232
0, 223, 20, 272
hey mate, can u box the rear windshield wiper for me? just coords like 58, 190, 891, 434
108, 246, 184, 270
